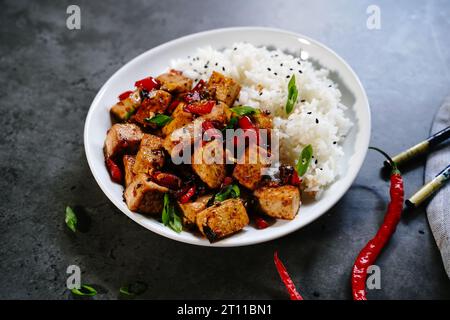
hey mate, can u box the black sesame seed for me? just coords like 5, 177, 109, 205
320, 168, 323, 170
275, 54, 278, 57
328, 85, 332, 87
267, 67, 271, 71
286, 75, 290, 78
297, 61, 301, 65
222, 67, 225, 71
193, 69, 198, 72
259, 92, 263, 96
195, 79, 198, 82
315, 159, 318, 165
333, 141, 337, 145
215, 62, 218, 66
289, 68, 293, 71
280, 63, 283, 66
204, 65, 208, 68
301, 99, 306, 103
307, 112, 312, 114
233, 47, 237, 51
298, 70, 303, 74
316, 118, 319, 124
274, 72, 278, 76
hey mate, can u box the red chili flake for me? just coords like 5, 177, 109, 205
255, 216, 269, 229
106, 158, 123, 184
222, 177, 233, 186
274, 251, 303, 300
179, 185, 196, 204
290, 171, 301, 186
184, 100, 215, 115
167, 99, 180, 113
135, 77, 160, 92
118, 90, 133, 101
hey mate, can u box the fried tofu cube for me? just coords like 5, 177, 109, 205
253, 111, 273, 130
132, 90, 172, 127
207, 71, 241, 106
104, 123, 143, 159
110, 91, 141, 121
133, 134, 165, 175
156, 70, 193, 94
233, 146, 271, 190
202, 101, 232, 124
253, 185, 301, 220
178, 195, 212, 227
196, 199, 249, 242
123, 155, 136, 187
191, 139, 226, 189
124, 173, 168, 214
161, 102, 193, 137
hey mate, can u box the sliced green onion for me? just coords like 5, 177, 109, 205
296, 144, 313, 176
231, 106, 260, 116
161, 193, 182, 233
285, 75, 299, 114
145, 114, 172, 127
65, 206, 77, 233
71, 285, 97, 297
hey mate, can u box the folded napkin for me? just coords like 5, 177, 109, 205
425, 96, 450, 279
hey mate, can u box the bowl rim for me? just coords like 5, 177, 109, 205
84, 26, 371, 247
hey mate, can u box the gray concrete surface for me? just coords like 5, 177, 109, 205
1, 0, 449, 299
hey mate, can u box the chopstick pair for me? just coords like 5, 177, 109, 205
384, 125, 450, 209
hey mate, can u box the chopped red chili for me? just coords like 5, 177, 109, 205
106, 158, 122, 184
167, 99, 180, 113
118, 90, 133, 101
238, 115, 256, 130
134, 77, 160, 92
290, 170, 301, 186
351, 147, 404, 300
222, 177, 233, 186
184, 100, 215, 115
255, 216, 269, 229
179, 185, 196, 204
274, 251, 303, 300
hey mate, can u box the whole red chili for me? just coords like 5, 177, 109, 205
152, 171, 181, 189
255, 216, 269, 229
118, 90, 133, 101
351, 147, 404, 300
184, 100, 215, 115
274, 251, 303, 300
134, 77, 160, 92
179, 185, 196, 204
106, 158, 123, 184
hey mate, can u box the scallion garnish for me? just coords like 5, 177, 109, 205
162, 193, 182, 233
285, 74, 299, 114
65, 206, 77, 233
231, 105, 260, 116
145, 114, 172, 127
296, 144, 313, 176
71, 284, 97, 297
207, 184, 240, 206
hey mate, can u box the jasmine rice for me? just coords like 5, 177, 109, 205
171, 42, 353, 197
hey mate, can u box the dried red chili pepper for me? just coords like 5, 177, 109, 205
255, 216, 269, 229
106, 158, 122, 184
222, 177, 233, 186
184, 100, 215, 115
351, 147, 404, 300
152, 171, 181, 189
238, 115, 260, 146
290, 170, 301, 186
274, 251, 303, 300
179, 185, 196, 204
118, 90, 133, 101
167, 99, 180, 113
135, 77, 160, 92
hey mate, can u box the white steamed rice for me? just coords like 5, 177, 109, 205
171, 42, 353, 197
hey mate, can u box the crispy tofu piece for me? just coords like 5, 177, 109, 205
207, 71, 241, 106
132, 90, 172, 127
191, 139, 226, 189
178, 195, 212, 227
253, 185, 301, 220
123, 155, 136, 187
104, 123, 143, 159
253, 111, 273, 130
124, 173, 168, 214
233, 146, 271, 190
156, 70, 193, 94
133, 134, 165, 175
196, 198, 249, 242
110, 91, 141, 121
202, 101, 232, 124
161, 102, 193, 137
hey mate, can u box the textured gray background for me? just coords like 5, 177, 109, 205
1, 0, 449, 299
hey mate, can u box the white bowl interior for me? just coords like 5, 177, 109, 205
84, 27, 370, 247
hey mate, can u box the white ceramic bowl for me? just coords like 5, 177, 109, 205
84, 27, 370, 247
